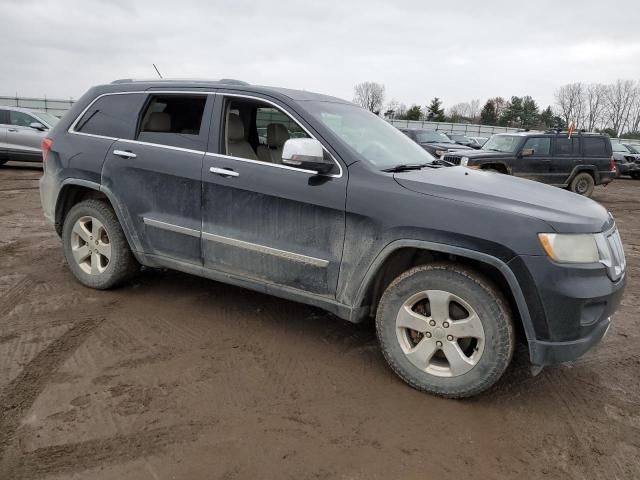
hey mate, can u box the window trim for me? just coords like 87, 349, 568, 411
68, 90, 343, 178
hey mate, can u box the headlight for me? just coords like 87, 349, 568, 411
460, 157, 469, 166
538, 233, 600, 263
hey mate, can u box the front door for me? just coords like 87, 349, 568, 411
513, 136, 553, 184
102, 92, 214, 265
201, 93, 347, 297
6, 110, 44, 161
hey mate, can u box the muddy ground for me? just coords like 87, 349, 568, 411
0, 163, 638, 480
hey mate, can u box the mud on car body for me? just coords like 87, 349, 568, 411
40, 79, 626, 398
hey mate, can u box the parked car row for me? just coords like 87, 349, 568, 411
0, 106, 60, 165
399, 128, 639, 197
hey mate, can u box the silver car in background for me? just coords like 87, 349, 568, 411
0, 106, 60, 165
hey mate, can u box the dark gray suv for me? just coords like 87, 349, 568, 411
39, 79, 626, 398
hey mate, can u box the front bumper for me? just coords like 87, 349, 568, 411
509, 255, 626, 366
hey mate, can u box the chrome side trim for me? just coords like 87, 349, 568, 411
119, 138, 206, 155
205, 152, 321, 175
202, 232, 329, 267
143, 217, 200, 238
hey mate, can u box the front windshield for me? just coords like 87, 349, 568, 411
34, 111, 60, 127
612, 142, 629, 153
482, 135, 520, 153
303, 101, 435, 169
415, 131, 453, 144
625, 144, 640, 154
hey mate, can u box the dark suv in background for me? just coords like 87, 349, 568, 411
40, 80, 626, 398
442, 131, 616, 197
399, 128, 473, 157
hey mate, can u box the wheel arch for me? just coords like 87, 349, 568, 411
54, 179, 144, 260
351, 240, 536, 347
567, 165, 598, 184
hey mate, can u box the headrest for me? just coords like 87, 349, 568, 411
145, 112, 171, 132
267, 123, 290, 148
228, 114, 245, 142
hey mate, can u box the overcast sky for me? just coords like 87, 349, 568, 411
1, 0, 639, 110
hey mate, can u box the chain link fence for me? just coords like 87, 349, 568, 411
0, 95, 75, 118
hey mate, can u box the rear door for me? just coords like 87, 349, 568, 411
201, 92, 347, 297
551, 135, 581, 185
513, 136, 553, 183
102, 92, 214, 265
6, 110, 44, 161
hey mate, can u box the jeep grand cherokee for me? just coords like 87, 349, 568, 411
39, 79, 626, 398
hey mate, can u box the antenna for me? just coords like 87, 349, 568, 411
152, 64, 163, 79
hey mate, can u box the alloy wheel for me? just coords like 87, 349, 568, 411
70, 216, 111, 275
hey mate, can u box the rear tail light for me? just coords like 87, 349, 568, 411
41, 137, 53, 162
609, 157, 616, 172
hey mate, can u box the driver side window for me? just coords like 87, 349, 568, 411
10, 111, 37, 127
522, 137, 550, 156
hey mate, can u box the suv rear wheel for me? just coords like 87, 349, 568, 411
62, 199, 139, 289
376, 263, 515, 398
569, 172, 595, 197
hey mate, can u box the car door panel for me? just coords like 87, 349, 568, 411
6, 111, 45, 161
513, 137, 553, 184
101, 93, 214, 265
201, 94, 347, 297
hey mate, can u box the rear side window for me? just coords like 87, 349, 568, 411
74, 93, 145, 139
554, 137, 579, 155
0, 109, 8, 124
136, 94, 207, 150
583, 137, 608, 156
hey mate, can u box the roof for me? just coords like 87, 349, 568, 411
102, 78, 350, 104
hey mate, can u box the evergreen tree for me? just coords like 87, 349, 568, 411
480, 100, 498, 125
426, 97, 446, 122
403, 105, 423, 121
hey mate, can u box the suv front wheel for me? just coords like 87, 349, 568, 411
376, 264, 515, 398
62, 199, 139, 289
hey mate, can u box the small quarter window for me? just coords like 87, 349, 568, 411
75, 93, 145, 139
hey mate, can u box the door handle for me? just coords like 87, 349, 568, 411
8, 128, 18, 133
209, 167, 239, 177
113, 150, 137, 159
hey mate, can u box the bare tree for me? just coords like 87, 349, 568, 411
469, 99, 481, 122
448, 102, 471, 122
554, 83, 586, 128
353, 82, 385, 114
605, 80, 637, 136
629, 90, 640, 133
585, 83, 607, 131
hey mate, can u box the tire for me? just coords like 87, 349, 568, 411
631, 172, 640, 180
62, 199, 139, 289
376, 263, 515, 398
569, 172, 595, 197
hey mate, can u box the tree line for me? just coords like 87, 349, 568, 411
353, 80, 640, 138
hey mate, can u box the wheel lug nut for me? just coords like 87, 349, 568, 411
443, 321, 449, 328
429, 320, 436, 326
425, 332, 432, 338
447, 335, 454, 341
436, 341, 443, 347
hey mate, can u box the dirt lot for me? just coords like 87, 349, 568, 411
0, 163, 639, 480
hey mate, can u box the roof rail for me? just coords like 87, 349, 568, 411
110, 78, 250, 86
543, 128, 601, 135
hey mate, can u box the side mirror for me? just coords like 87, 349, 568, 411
282, 138, 333, 174
520, 148, 534, 157
30, 122, 47, 131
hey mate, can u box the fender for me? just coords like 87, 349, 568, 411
54, 178, 145, 262
351, 239, 536, 344
567, 165, 599, 184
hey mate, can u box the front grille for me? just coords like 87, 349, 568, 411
443, 155, 462, 165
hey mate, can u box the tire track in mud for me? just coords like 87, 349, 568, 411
0, 315, 105, 475
6, 422, 209, 480
0, 277, 34, 318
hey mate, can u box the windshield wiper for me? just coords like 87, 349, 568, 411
382, 163, 432, 172
382, 160, 451, 173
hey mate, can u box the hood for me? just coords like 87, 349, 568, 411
394, 167, 611, 233
419, 142, 473, 151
